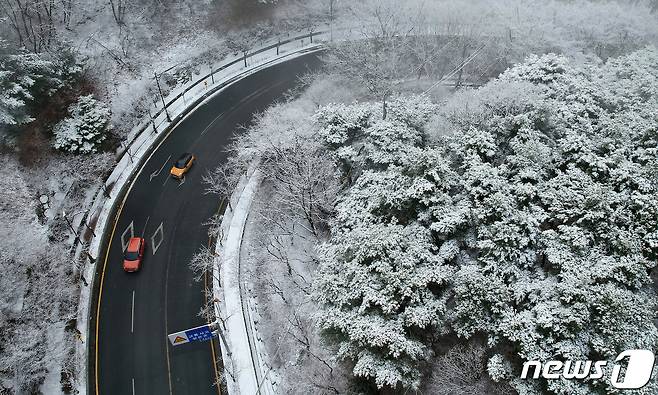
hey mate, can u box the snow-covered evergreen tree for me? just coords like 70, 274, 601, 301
313, 48, 658, 393
0, 39, 62, 131
53, 95, 111, 154
313, 96, 458, 389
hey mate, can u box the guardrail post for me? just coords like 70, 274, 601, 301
62, 211, 80, 244
102, 183, 110, 198
210, 64, 215, 84
277, 37, 280, 55
243, 51, 247, 67
148, 108, 157, 134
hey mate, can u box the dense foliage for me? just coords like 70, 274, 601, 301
313, 47, 658, 393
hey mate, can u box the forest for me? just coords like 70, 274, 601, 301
1, 0, 658, 393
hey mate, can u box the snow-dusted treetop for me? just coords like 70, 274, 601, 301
313, 47, 658, 394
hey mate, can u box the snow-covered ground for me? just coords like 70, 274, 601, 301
213, 168, 270, 395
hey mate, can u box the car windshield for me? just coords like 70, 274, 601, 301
125, 251, 139, 261
174, 155, 189, 168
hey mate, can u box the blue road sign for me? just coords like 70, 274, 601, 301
168, 323, 217, 346
185, 325, 216, 342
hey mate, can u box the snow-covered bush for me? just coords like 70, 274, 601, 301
312, 48, 658, 393
53, 95, 111, 154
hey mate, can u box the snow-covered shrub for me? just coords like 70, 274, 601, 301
53, 95, 110, 154
487, 354, 513, 383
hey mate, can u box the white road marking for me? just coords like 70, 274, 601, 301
149, 154, 172, 181
177, 175, 186, 187
199, 84, 272, 137
131, 290, 135, 333
162, 174, 171, 187
132, 377, 135, 395
141, 216, 150, 238
199, 112, 226, 137
121, 221, 135, 252
151, 222, 164, 256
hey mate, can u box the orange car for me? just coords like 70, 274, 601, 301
123, 237, 145, 272
170, 153, 195, 179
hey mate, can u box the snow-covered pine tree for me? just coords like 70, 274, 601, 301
53, 95, 111, 154
0, 39, 62, 131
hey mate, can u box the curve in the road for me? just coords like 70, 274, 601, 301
91, 51, 323, 395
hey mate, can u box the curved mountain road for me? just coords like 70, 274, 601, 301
91, 51, 322, 395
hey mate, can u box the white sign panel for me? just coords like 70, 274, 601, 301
167, 330, 190, 346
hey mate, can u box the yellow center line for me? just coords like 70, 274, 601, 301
94, 115, 184, 395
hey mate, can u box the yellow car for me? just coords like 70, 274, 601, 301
170, 152, 195, 179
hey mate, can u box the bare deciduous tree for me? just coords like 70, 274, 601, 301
426, 342, 514, 395
0, 0, 57, 52
203, 159, 243, 210
108, 0, 126, 26
324, 0, 423, 119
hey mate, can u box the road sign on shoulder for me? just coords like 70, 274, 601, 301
168, 324, 216, 346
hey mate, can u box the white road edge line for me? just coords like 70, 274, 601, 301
131, 290, 135, 333
132, 377, 135, 395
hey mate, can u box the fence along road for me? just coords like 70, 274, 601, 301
92, 51, 323, 395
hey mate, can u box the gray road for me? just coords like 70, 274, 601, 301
91, 51, 322, 395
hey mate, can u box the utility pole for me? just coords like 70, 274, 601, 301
154, 72, 171, 122
330, 0, 335, 42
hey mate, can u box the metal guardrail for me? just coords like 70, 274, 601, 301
122, 29, 329, 157
71, 28, 329, 256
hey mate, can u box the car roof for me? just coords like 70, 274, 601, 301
177, 152, 192, 161
127, 237, 142, 251
174, 153, 193, 168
